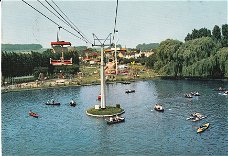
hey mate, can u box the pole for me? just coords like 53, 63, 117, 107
100, 45, 106, 109
115, 38, 119, 75
61, 46, 64, 63
92, 33, 112, 109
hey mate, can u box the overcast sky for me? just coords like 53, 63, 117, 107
1, 0, 227, 48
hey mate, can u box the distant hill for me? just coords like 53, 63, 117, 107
136, 43, 159, 51
1, 44, 43, 51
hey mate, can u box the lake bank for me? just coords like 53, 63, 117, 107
1, 65, 158, 93
2, 75, 228, 94
1, 76, 159, 94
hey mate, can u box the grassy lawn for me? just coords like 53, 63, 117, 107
87, 106, 124, 115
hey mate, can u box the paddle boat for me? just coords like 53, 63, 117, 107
197, 123, 210, 133
46, 100, 60, 106
223, 91, 228, 95
185, 94, 193, 98
213, 87, 226, 91
29, 111, 39, 118
154, 104, 164, 112
190, 92, 200, 96
106, 115, 125, 125
125, 89, 135, 93
186, 112, 207, 122
70, 99, 76, 107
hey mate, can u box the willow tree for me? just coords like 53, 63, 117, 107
155, 39, 182, 76
215, 47, 228, 77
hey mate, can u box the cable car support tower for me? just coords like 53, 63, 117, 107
92, 33, 112, 109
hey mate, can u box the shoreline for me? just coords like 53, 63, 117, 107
1, 76, 159, 94
2, 75, 227, 94
158, 75, 228, 81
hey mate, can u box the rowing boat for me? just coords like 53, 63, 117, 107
29, 111, 39, 118
197, 123, 209, 133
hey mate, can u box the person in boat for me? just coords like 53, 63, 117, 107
115, 115, 120, 121
110, 117, 113, 122
71, 99, 74, 104
52, 99, 54, 104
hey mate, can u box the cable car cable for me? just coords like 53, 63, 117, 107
38, 0, 88, 43
112, 0, 119, 42
37, 0, 72, 30
51, 0, 93, 44
22, 0, 87, 43
45, 0, 91, 44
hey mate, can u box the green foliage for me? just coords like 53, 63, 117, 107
53, 65, 80, 74
1, 44, 42, 51
215, 47, 228, 77
122, 58, 137, 64
146, 53, 157, 68
33, 67, 49, 77
212, 25, 221, 41
185, 28, 211, 41
147, 36, 228, 78
185, 24, 228, 49
222, 24, 228, 38
1, 50, 80, 77
136, 43, 159, 51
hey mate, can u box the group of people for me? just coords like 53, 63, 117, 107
46, 99, 76, 106
187, 112, 206, 122
47, 99, 55, 104
109, 115, 121, 122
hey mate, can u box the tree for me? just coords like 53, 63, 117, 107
221, 24, 228, 47
191, 29, 199, 39
136, 43, 159, 51
198, 28, 211, 38
185, 33, 192, 41
212, 25, 221, 41
222, 24, 228, 38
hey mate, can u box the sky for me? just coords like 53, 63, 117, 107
1, 0, 228, 48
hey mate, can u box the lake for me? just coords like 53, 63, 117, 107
2, 80, 228, 155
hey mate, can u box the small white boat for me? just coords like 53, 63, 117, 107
106, 116, 125, 125
190, 92, 200, 96
154, 104, 164, 112
70, 100, 76, 107
125, 89, 135, 93
187, 112, 207, 122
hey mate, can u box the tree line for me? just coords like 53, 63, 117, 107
146, 24, 228, 78
1, 44, 43, 51
1, 49, 80, 78
136, 43, 159, 51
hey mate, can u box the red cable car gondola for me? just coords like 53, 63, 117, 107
50, 27, 73, 66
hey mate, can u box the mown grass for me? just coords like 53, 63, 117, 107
87, 106, 124, 115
